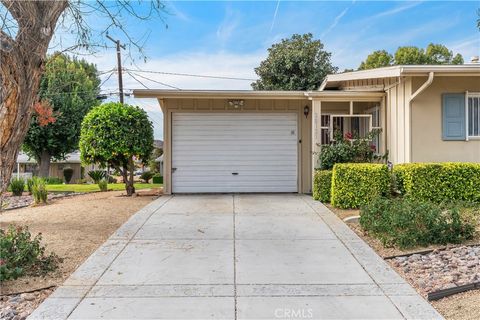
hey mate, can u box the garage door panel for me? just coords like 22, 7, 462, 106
172, 113, 298, 193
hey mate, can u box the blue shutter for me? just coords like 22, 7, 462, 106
442, 93, 466, 141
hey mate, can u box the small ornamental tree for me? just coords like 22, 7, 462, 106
79, 103, 154, 196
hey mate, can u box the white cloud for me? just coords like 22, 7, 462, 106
216, 7, 241, 45
373, 1, 423, 19
321, 7, 349, 39
448, 36, 480, 61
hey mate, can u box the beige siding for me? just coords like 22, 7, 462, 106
160, 98, 312, 194
49, 163, 82, 182
411, 76, 480, 163
385, 77, 413, 164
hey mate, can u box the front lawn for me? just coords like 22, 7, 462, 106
46, 183, 162, 193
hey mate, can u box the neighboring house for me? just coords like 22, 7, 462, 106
133, 64, 480, 195
15, 151, 90, 182
155, 154, 164, 175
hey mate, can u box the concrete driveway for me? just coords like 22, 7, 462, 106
30, 194, 442, 320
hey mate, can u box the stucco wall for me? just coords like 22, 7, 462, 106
161, 98, 312, 194
411, 76, 480, 163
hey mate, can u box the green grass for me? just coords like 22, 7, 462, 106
45, 183, 162, 193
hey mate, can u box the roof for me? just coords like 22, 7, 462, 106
133, 89, 385, 101
320, 64, 480, 90
17, 151, 82, 164
133, 90, 307, 99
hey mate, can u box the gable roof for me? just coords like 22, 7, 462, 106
320, 64, 480, 90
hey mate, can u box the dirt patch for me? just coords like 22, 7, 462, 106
0, 191, 156, 295
432, 290, 480, 320
327, 204, 480, 320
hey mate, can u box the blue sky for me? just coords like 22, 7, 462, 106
70, 1, 480, 139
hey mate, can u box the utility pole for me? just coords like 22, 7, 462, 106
106, 35, 126, 104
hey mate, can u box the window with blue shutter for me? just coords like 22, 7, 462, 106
442, 93, 466, 141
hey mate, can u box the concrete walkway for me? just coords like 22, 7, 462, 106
29, 194, 442, 320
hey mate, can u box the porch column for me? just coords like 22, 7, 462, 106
311, 99, 321, 185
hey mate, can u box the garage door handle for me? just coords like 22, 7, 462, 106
232, 172, 239, 175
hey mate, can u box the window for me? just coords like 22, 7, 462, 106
468, 93, 480, 139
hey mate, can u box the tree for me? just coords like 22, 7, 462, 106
358, 43, 464, 70
425, 43, 463, 64
358, 50, 393, 70
394, 46, 427, 65
22, 53, 101, 177
0, 1, 166, 200
252, 33, 337, 90
79, 102, 154, 196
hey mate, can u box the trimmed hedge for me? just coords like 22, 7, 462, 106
393, 163, 480, 203
152, 174, 163, 184
331, 163, 390, 209
313, 170, 332, 202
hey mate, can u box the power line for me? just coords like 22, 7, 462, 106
128, 71, 181, 90
126, 71, 150, 89
123, 68, 256, 81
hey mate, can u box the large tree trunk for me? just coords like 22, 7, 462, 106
38, 151, 51, 177
0, 1, 68, 201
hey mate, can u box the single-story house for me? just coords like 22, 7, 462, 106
15, 151, 98, 182
133, 64, 480, 195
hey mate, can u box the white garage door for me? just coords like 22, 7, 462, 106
172, 112, 298, 193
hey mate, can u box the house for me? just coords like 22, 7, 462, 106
133, 64, 480, 195
15, 151, 92, 182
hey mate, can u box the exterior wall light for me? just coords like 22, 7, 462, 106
228, 99, 244, 109
304, 105, 310, 118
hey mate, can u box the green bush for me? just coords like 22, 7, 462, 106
152, 174, 163, 184
98, 178, 108, 192
0, 225, 59, 281
88, 170, 106, 183
313, 170, 332, 202
360, 198, 477, 249
26, 178, 34, 194
31, 177, 48, 205
43, 177, 63, 185
140, 171, 154, 183
393, 163, 480, 203
331, 163, 390, 209
319, 129, 386, 170
9, 178, 25, 196
63, 167, 74, 184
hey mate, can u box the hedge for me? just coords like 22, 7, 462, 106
393, 163, 480, 203
331, 163, 390, 209
313, 170, 332, 202
360, 197, 476, 249
152, 174, 163, 184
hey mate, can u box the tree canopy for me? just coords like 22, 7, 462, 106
22, 53, 101, 176
252, 33, 338, 90
358, 43, 464, 70
79, 102, 154, 196
358, 50, 393, 70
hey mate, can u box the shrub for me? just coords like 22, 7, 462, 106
393, 163, 480, 203
43, 177, 63, 185
152, 174, 163, 184
88, 170, 106, 183
313, 170, 332, 202
98, 178, 108, 192
107, 175, 117, 184
140, 171, 154, 183
63, 167, 74, 184
31, 177, 48, 205
0, 225, 59, 281
76, 178, 87, 184
9, 178, 25, 196
331, 163, 390, 209
26, 178, 34, 195
360, 198, 477, 249
319, 129, 386, 170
